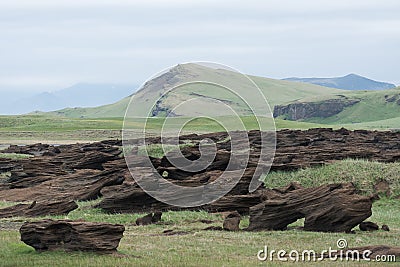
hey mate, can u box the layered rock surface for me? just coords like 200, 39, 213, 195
0, 128, 399, 216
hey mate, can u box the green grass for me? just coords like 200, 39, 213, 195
0, 115, 329, 133
1, 112, 397, 144
0, 115, 123, 131
0, 114, 334, 144
264, 159, 400, 197
0, 153, 32, 160
0, 115, 123, 143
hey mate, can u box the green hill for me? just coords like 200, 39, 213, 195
39, 63, 344, 119
274, 87, 400, 129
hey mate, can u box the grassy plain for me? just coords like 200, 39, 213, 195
0, 159, 399, 266
0, 115, 333, 144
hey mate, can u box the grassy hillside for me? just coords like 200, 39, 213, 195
274, 87, 400, 129
305, 89, 400, 124
40, 63, 343, 119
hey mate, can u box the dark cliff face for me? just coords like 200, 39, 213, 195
273, 98, 360, 120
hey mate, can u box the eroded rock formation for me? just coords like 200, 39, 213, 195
0, 128, 399, 216
20, 219, 125, 253
246, 183, 374, 232
0, 200, 78, 218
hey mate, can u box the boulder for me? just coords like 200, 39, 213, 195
223, 211, 241, 231
20, 219, 125, 253
359, 221, 379, 231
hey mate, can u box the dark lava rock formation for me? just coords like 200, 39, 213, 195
246, 183, 374, 232
20, 219, 125, 253
0, 128, 399, 220
0, 200, 78, 218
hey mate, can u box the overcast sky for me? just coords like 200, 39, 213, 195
0, 0, 399, 94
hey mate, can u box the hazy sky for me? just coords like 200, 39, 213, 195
1, 0, 399, 93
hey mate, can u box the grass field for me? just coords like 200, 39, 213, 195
1, 114, 399, 145
0, 115, 333, 144
0, 160, 399, 266
0, 115, 326, 132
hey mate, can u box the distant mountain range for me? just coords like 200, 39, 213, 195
0, 83, 137, 115
283, 74, 396, 91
